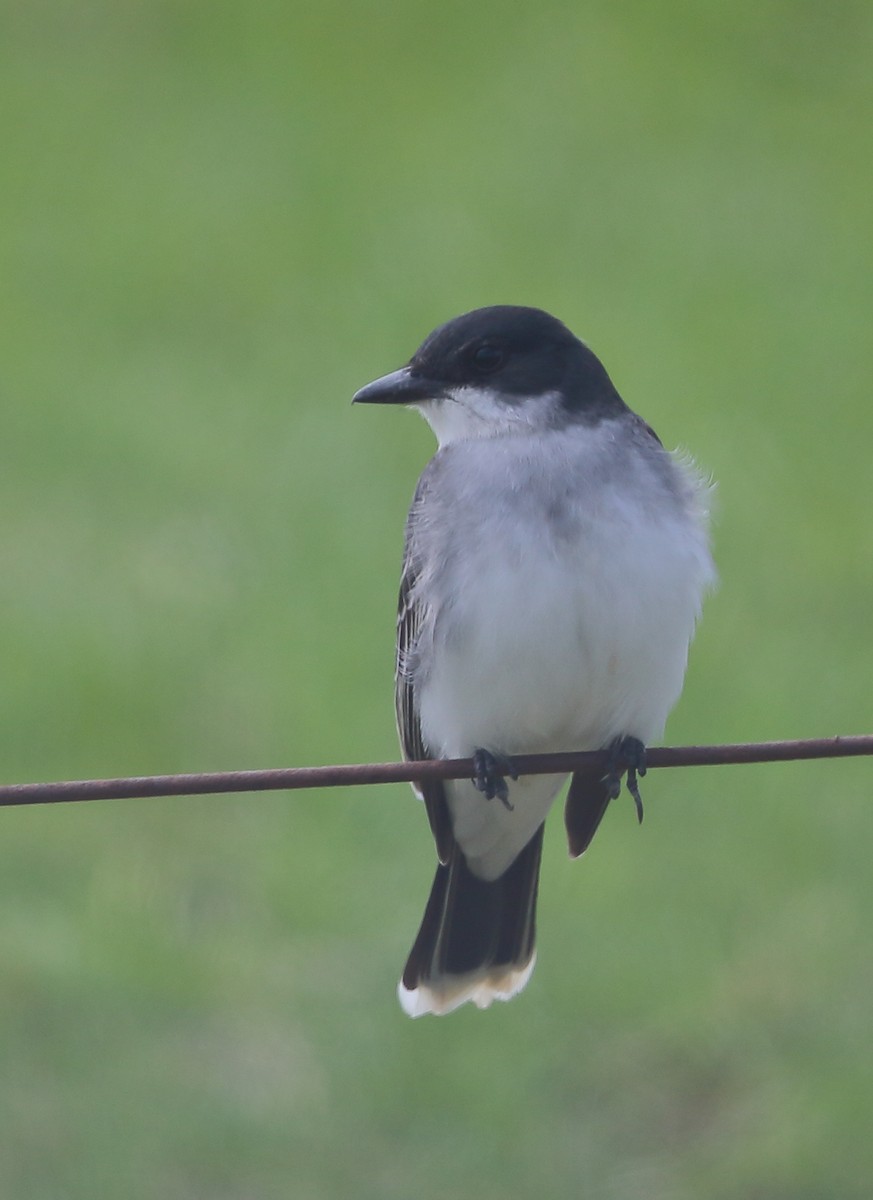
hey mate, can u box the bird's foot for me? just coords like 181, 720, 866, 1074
605, 736, 647, 824
472, 748, 518, 811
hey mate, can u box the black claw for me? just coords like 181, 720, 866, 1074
626, 767, 645, 824
472, 748, 516, 810
604, 736, 648, 823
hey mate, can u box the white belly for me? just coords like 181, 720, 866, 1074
416, 458, 711, 880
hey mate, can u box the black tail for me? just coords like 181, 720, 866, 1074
399, 825, 544, 1016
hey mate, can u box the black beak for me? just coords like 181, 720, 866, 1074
352, 366, 447, 405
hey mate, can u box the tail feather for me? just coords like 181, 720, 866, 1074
399, 825, 544, 1017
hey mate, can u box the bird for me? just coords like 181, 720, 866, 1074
353, 305, 714, 1017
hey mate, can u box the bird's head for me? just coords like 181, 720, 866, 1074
352, 306, 627, 445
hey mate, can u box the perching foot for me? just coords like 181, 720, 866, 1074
605, 736, 648, 824
472, 748, 518, 811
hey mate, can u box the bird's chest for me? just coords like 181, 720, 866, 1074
416, 490, 644, 752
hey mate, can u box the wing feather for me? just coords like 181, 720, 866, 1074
395, 485, 454, 864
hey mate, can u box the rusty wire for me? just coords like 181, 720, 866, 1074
0, 735, 870, 809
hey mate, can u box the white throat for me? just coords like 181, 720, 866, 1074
415, 387, 560, 447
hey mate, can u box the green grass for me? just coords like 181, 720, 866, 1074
2, 2, 872, 1196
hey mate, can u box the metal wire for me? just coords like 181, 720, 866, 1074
0, 735, 870, 808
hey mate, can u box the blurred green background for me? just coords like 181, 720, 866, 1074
2, 1, 872, 1196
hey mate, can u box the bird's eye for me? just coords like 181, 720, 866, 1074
471, 343, 505, 373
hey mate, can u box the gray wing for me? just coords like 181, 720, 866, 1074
395, 485, 454, 865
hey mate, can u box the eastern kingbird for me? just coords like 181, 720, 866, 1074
353, 306, 714, 1017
